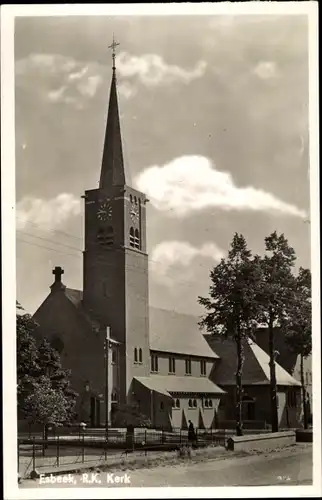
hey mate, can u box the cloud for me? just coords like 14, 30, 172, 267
116, 52, 207, 87
15, 53, 103, 108
16, 193, 81, 230
135, 156, 307, 218
253, 61, 278, 80
150, 240, 224, 285
117, 81, 137, 99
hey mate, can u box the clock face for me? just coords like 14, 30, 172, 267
97, 201, 112, 221
130, 205, 140, 222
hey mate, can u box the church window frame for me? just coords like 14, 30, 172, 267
111, 348, 117, 365
138, 348, 143, 364
208, 399, 213, 408
169, 356, 176, 374
111, 390, 118, 403
129, 227, 135, 247
160, 401, 164, 411
188, 399, 193, 408
175, 399, 180, 408
97, 225, 114, 247
287, 388, 297, 408
151, 354, 159, 373
134, 348, 138, 363
185, 358, 192, 375
204, 399, 209, 408
193, 399, 197, 408
134, 229, 140, 250
200, 360, 206, 376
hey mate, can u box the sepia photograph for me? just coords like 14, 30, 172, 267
1, 2, 320, 498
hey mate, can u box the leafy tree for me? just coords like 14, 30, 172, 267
285, 267, 312, 428
17, 306, 76, 437
256, 232, 297, 432
112, 403, 151, 428
24, 376, 72, 436
37, 338, 77, 421
17, 311, 40, 416
198, 233, 262, 436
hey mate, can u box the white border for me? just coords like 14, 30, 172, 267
1, 2, 320, 499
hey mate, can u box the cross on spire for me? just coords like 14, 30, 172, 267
108, 35, 120, 70
53, 266, 64, 282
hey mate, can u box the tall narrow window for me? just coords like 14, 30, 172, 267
97, 226, 114, 246
185, 358, 192, 375
188, 399, 193, 408
134, 229, 140, 249
151, 354, 159, 373
139, 348, 143, 363
134, 348, 138, 363
200, 360, 206, 376
169, 357, 175, 374
129, 227, 135, 247
111, 348, 117, 365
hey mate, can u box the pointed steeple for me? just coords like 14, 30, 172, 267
99, 37, 125, 189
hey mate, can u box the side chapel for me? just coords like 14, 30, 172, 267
33, 42, 302, 430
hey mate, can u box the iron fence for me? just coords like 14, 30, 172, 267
18, 428, 228, 478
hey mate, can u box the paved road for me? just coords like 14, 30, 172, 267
21, 444, 312, 488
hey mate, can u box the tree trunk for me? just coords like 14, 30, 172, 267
235, 326, 244, 436
268, 311, 279, 432
300, 354, 308, 429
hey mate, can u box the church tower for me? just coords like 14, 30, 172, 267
82, 39, 150, 404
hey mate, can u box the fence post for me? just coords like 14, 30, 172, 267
145, 429, 147, 446
56, 436, 60, 467
32, 437, 36, 472
82, 434, 85, 463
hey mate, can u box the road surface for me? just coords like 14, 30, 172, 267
21, 444, 312, 488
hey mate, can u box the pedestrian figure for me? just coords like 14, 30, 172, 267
79, 421, 87, 438
188, 420, 196, 444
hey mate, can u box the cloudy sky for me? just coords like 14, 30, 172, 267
14, 13, 311, 315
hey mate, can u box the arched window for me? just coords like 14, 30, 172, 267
172, 400, 176, 408
175, 399, 180, 408
204, 399, 209, 408
134, 347, 138, 363
130, 195, 133, 203
209, 399, 213, 408
188, 399, 193, 408
134, 229, 140, 250
160, 401, 164, 410
97, 226, 113, 246
111, 348, 117, 364
129, 227, 135, 247
193, 399, 197, 407
111, 390, 118, 403
139, 348, 142, 363
134, 196, 137, 205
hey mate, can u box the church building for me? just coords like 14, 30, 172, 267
33, 46, 302, 431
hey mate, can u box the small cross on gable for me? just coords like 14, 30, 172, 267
53, 266, 64, 282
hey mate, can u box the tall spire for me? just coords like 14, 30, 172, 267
99, 36, 125, 189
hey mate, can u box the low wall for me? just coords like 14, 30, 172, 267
296, 429, 313, 443
226, 431, 296, 452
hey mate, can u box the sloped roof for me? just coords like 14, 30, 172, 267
204, 335, 301, 387
135, 375, 225, 394
149, 306, 218, 359
63, 290, 218, 359
248, 340, 301, 386
65, 288, 83, 307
